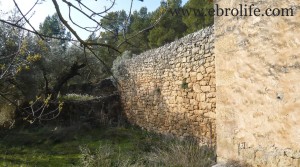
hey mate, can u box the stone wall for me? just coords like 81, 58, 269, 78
118, 26, 216, 144
215, 0, 300, 166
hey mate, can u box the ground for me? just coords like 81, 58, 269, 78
0, 123, 215, 167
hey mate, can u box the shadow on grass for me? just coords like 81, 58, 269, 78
0, 124, 216, 167
0, 124, 157, 166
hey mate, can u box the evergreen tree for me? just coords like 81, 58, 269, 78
39, 13, 71, 48
148, 0, 187, 48
100, 10, 128, 43
182, 0, 213, 34
125, 7, 152, 54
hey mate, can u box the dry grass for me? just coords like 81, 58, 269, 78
79, 135, 216, 167
59, 93, 99, 101
147, 139, 215, 167
79, 145, 145, 167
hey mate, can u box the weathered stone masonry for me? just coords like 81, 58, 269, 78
215, 0, 300, 166
117, 0, 300, 165
118, 26, 216, 144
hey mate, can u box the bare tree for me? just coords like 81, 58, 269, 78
0, 0, 169, 123
1, 0, 168, 53
1, 0, 169, 82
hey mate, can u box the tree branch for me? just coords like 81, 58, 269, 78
13, 0, 44, 40
0, 19, 73, 42
52, 0, 120, 53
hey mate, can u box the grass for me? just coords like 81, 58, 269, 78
0, 124, 216, 167
58, 93, 99, 101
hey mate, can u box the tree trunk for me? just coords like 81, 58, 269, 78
50, 62, 86, 100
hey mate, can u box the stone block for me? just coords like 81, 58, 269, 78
197, 73, 203, 80
176, 96, 183, 103
193, 84, 201, 93
206, 67, 214, 74
190, 76, 197, 82
200, 81, 208, 86
206, 93, 215, 98
204, 112, 216, 119
192, 47, 199, 54
201, 86, 210, 92
187, 92, 194, 99
190, 72, 197, 77
196, 94, 206, 102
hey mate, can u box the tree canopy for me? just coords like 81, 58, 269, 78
182, 0, 213, 34
0, 0, 214, 123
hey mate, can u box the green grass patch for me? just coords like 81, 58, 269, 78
0, 125, 216, 166
58, 93, 98, 101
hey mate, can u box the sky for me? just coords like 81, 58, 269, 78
0, 0, 188, 39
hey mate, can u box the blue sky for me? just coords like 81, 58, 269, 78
0, 0, 188, 39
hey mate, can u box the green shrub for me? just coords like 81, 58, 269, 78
181, 78, 188, 89
155, 87, 161, 94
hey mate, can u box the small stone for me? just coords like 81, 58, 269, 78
190, 72, 197, 77
193, 84, 201, 93
192, 47, 199, 54
197, 73, 203, 80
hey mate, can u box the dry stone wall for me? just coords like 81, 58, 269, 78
118, 26, 216, 144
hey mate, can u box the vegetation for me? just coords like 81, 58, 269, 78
0, 0, 215, 166
59, 93, 99, 101
0, 0, 213, 122
0, 124, 216, 166
181, 78, 189, 89
182, 0, 214, 34
111, 50, 133, 80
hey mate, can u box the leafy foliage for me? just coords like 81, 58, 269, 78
125, 7, 152, 54
182, 0, 214, 34
0, 0, 214, 124
148, 0, 187, 48
0, 12, 104, 123
39, 13, 71, 42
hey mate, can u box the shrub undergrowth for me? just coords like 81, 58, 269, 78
79, 133, 216, 167
0, 118, 216, 166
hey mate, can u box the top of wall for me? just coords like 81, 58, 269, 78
125, 26, 214, 64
